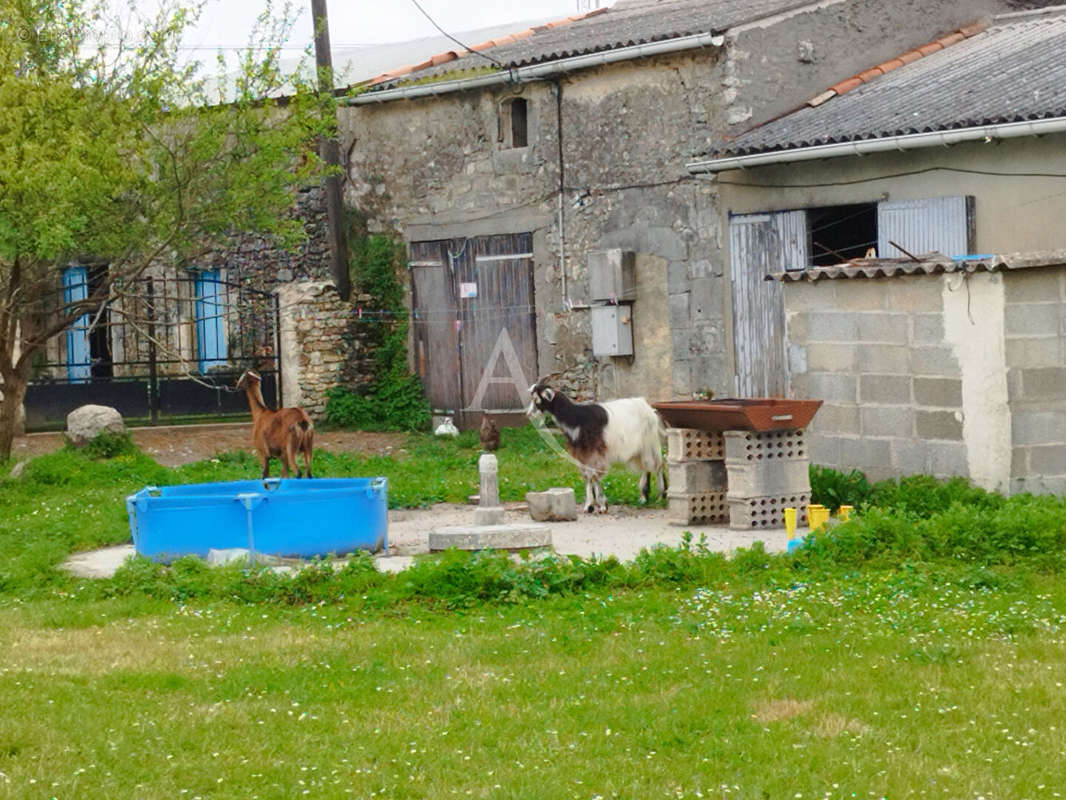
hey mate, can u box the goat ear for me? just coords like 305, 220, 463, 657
541, 387, 555, 402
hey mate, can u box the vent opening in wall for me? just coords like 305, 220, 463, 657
499, 97, 528, 149
806, 203, 877, 266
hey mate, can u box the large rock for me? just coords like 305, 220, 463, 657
65, 405, 126, 448
526, 487, 578, 522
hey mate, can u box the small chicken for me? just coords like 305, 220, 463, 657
479, 414, 500, 452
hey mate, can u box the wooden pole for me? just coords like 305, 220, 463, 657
310, 0, 351, 301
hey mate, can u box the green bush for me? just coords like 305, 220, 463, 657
809, 465, 872, 512
80, 431, 136, 460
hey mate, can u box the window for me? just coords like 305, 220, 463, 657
62, 264, 112, 382
195, 269, 227, 373
499, 97, 529, 149
806, 203, 878, 266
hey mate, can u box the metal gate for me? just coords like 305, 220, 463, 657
409, 233, 537, 428
23, 272, 281, 431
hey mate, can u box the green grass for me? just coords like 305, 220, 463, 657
3, 439, 1066, 796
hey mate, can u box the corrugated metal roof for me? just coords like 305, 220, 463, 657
716, 9, 1066, 158
767, 250, 1066, 282
363, 0, 811, 90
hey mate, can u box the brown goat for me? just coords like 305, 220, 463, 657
236, 370, 314, 479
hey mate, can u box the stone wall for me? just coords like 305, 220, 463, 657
277, 281, 376, 418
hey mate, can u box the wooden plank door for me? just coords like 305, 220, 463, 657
728, 210, 807, 397
409, 241, 460, 414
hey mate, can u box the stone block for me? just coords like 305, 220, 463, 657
727, 492, 811, 530
860, 406, 914, 438
65, 405, 126, 448
806, 343, 856, 372
859, 374, 911, 405
885, 278, 942, 312
667, 491, 729, 525
473, 507, 506, 526
856, 313, 909, 344
891, 439, 929, 476
927, 442, 968, 478
856, 344, 909, 374
1021, 367, 1066, 400
1029, 445, 1066, 475
428, 524, 552, 552
835, 283, 886, 311
913, 377, 963, 408
909, 346, 961, 378
726, 460, 811, 499
1005, 337, 1061, 369
784, 281, 834, 312
1005, 303, 1061, 337
916, 410, 963, 441
807, 312, 859, 342
668, 460, 727, 493
809, 434, 842, 466
526, 488, 578, 522
667, 428, 725, 461
1004, 270, 1063, 304
805, 372, 857, 404
839, 437, 891, 472
808, 404, 860, 436
725, 429, 808, 463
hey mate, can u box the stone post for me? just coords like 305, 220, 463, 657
474, 453, 505, 525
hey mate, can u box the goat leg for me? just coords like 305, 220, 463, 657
583, 478, 596, 514
638, 472, 650, 504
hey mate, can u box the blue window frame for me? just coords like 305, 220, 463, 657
195, 270, 227, 374
62, 266, 91, 383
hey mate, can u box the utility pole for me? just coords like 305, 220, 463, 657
311, 0, 351, 300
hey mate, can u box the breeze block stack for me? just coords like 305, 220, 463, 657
666, 428, 728, 525
724, 429, 811, 529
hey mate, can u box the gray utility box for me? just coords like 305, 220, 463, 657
591, 305, 633, 356
588, 249, 636, 302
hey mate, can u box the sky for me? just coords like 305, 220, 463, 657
183, 0, 602, 57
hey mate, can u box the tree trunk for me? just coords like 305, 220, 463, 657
0, 367, 28, 463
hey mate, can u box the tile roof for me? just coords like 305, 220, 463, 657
715, 9, 1066, 158
767, 250, 1066, 282
362, 0, 811, 90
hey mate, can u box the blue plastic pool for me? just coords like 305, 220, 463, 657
126, 477, 388, 562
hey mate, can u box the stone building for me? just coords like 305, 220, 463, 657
340, 0, 1020, 426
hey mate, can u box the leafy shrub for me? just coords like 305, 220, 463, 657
81, 431, 136, 460
868, 474, 1003, 518
809, 465, 872, 512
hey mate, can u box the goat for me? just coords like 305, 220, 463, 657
479, 413, 500, 452
527, 380, 665, 514
236, 370, 314, 479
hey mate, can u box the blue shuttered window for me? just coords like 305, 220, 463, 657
62, 266, 91, 383
195, 270, 227, 373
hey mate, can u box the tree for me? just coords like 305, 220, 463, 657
0, 0, 334, 460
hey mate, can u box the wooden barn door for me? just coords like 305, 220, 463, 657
409, 233, 537, 427
729, 210, 807, 398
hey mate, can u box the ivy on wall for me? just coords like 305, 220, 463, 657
324, 230, 431, 431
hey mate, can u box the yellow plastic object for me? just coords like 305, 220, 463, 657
807, 503, 829, 532
783, 507, 797, 537
838, 505, 854, 521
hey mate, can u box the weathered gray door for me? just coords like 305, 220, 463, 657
877, 195, 974, 259
409, 233, 537, 426
729, 210, 807, 397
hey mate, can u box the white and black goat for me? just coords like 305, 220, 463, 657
528, 380, 665, 513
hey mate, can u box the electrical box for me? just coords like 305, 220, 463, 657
591, 305, 633, 357
588, 249, 636, 302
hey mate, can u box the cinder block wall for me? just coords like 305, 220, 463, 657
1004, 268, 1066, 495
785, 276, 966, 483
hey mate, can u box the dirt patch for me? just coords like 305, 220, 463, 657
11, 423, 405, 467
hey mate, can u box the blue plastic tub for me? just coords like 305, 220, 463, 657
126, 477, 388, 562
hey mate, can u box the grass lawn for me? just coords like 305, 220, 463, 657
1, 429, 1066, 798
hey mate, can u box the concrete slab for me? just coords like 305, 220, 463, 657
428, 523, 552, 552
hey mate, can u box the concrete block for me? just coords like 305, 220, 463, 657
809, 433, 842, 466
856, 313, 909, 344
911, 313, 944, 346
1011, 446, 1028, 477
807, 312, 859, 342
1005, 337, 1061, 370
913, 377, 963, 408
927, 442, 968, 478
786, 311, 809, 343
808, 403, 860, 437
835, 283, 886, 311
916, 410, 963, 441
784, 281, 834, 312
860, 406, 914, 438
806, 343, 856, 372
667, 491, 728, 525
909, 346, 961, 378
1005, 303, 1061, 337
885, 278, 942, 312
839, 437, 891, 472
1021, 367, 1066, 400
1004, 270, 1063, 304
1012, 411, 1066, 446
859, 374, 911, 405
725, 429, 808, 463
788, 344, 808, 374
474, 507, 506, 526
727, 492, 811, 530
806, 372, 857, 404
667, 428, 725, 461
856, 344, 909, 375
668, 460, 727, 493
891, 439, 929, 476
526, 488, 579, 521
1012, 475, 1066, 496
726, 460, 811, 499
429, 524, 552, 552
1029, 445, 1066, 475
